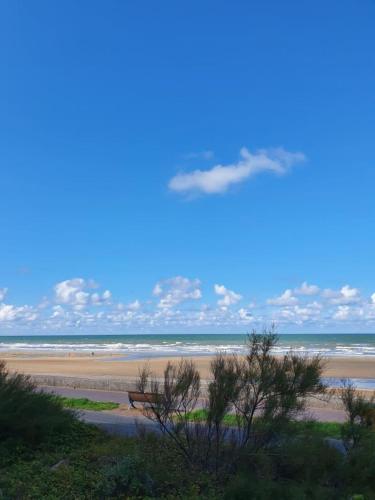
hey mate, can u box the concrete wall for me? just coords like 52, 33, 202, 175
31, 374, 138, 392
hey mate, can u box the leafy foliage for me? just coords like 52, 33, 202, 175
0, 360, 76, 446
136, 329, 327, 473
339, 379, 375, 449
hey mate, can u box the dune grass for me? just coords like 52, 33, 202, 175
59, 396, 120, 411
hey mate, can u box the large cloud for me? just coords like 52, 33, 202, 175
153, 276, 202, 309
54, 278, 111, 310
322, 285, 360, 305
0, 303, 37, 322
169, 147, 305, 195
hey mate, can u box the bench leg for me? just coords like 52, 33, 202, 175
128, 397, 136, 410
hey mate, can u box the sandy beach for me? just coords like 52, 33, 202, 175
2, 352, 375, 381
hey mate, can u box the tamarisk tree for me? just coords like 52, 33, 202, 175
136, 329, 326, 473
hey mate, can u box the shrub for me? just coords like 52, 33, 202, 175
136, 329, 326, 474
99, 456, 154, 497
338, 380, 375, 498
224, 435, 344, 499
0, 360, 76, 446
339, 379, 375, 449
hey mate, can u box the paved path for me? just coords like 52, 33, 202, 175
39, 385, 347, 438
39, 385, 132, 404
79, 410, 157, 436
306, 407, 346, 423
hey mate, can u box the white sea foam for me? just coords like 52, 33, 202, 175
1, 340, 375, 357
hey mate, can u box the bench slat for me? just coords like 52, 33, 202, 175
128, 391, 159, 407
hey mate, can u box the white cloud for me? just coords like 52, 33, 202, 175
169, 147, 306, 195
54, 278, 111, 310
0, 303, 37, 322
55, 278, 86, 305
153, 276, 202, 309
333, 305, 351, 321
152, 283, 163, 296
91, 290, 112, 306
238, 308, 254, 322
273, 302, 322, 324
214, 284, 242, 308
267, 289, 298, 306
50, 305, 69, 319
127, 300, 141, 311
0, 287, 8, 302
323, 285, 360, 305
0, 304, 21, 321
341, 285, 359, 300
294, 282, 320, 296
3, 278, 375, 332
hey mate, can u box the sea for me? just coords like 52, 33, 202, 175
1, 333, 375, 358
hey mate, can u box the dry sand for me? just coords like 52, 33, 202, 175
2, 352, 375, 380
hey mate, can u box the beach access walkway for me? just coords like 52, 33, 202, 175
39, 385, 347, 438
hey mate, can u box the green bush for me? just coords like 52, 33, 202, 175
137, 329, 327, 474
99, 456, 154, 497
225, 436, 344, 499
342, 432, 375, 498
0, 361, 76, 446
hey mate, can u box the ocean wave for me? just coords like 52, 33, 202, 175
1, 340, 375, 357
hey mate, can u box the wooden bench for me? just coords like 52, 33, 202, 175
362, 407, 375, 428
127, 391, 159, 409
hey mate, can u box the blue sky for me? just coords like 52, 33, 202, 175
1, 0, 375, 334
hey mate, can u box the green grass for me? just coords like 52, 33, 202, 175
185, 409, 343, 438
58, 396, 120, 411
186, 409, 240, 426
289, 420, 343, 439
